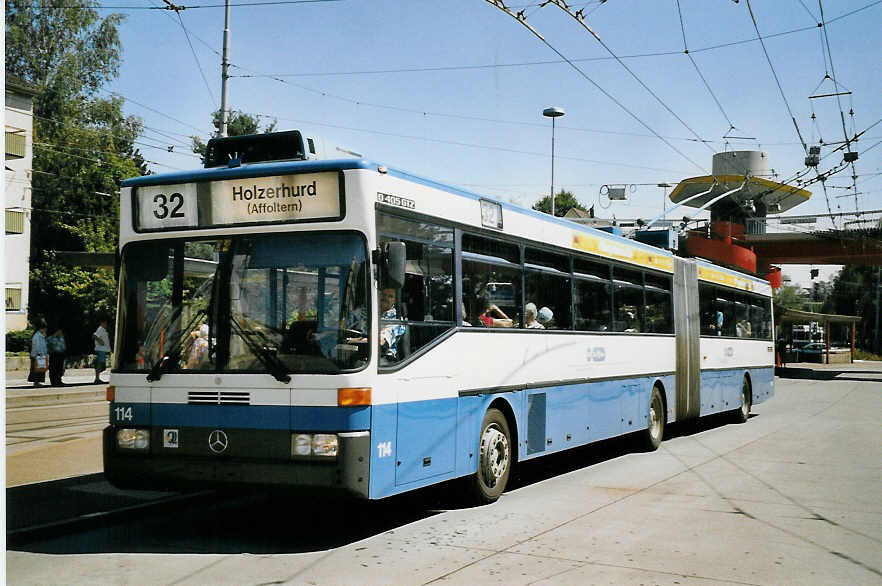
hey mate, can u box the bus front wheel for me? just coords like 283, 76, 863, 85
469, 408, 512, 504
640, 386, 665, 451
732, 376, 751, 423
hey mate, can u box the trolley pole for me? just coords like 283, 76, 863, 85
220, 0, 231, 137
874, 265, 880, 354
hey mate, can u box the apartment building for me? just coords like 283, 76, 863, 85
5, 75, 39, 332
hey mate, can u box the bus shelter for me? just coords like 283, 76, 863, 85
776, 308, 861, 364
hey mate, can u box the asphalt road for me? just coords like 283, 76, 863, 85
6, 365, 882, 585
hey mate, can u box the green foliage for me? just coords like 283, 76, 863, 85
6, 0, 145, 354
6, 329, 34, 353
190, 110, 279, 158
824, 265, 881, 351
773, 283, 808, 311
532, 190, 586, 217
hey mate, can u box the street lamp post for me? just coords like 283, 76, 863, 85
543, 107, 565, 216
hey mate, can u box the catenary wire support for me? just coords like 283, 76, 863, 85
645, 180, 717, 230
683, 178, 748, 224
220, 0, 232, 137
162, 0, 186, 11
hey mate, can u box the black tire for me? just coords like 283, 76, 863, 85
732, 376, 751, 423
468, 408, 512, 504
640, 386, 665, 451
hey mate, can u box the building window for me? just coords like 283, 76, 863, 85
6, 288, 22, 311
6, 209, 25, 234
5, 131, 26, 159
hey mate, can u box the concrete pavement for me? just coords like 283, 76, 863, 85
6, 362, 882, 584
5, 368, 109, 487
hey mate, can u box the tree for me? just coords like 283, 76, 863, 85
532, 190, 587, 217
773, 283, 807, 312
190, 110, 278, 159
6, 0, 146, 354
823, 265, 880, 350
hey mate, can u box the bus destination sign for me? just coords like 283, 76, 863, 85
135, 171, 342, 231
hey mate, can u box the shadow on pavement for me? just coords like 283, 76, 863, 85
775, 366, 882, 383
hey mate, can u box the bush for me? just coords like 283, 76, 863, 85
6, 329, 33, 353
854, 349, 882, 361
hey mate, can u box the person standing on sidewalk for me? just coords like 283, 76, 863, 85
28, 320, 48, 387
92, 317, 111, 384
47, 327, 67, 386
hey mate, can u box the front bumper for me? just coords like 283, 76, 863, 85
103, 426, 370, 497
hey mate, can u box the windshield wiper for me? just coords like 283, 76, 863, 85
229, 316, 291, 384
146, 308, 207, 382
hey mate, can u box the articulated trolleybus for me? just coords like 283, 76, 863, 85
105, 130, 775, 503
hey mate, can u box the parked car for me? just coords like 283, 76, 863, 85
800, 342, 827, 354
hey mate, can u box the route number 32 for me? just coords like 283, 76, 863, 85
152, 192, 186, 220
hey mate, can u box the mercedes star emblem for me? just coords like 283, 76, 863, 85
208, 429, 229, 454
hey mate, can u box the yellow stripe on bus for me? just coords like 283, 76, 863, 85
697, 266, 759, 292
571, 233, 674, 272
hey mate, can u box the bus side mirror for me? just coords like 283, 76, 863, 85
384, 242, 406, 289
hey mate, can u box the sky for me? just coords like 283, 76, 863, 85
103, 0, 881, 288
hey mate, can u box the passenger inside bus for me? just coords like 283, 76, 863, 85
479, 303, 513, 328
537, 306, 553, 327
525, 303, 544, 329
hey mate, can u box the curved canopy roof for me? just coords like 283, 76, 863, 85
669, 174, 811, 214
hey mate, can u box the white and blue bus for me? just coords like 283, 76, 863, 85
104, 130, 775, 503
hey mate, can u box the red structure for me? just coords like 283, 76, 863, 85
670, 151, 882, 288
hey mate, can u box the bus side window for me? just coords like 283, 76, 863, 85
462, 234, 522, 329
524, 247, 571, 330
574, 258, 611, 332
644, 272, 672, 334
377, 213, 455, 364
699, 284, 717, 335
612, 266, 643, 333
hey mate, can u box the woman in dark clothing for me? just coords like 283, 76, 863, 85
48, 328, 67, 386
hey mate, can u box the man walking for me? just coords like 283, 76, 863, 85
93, 317, 111, 384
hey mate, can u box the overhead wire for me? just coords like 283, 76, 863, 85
743, 0, 810, 156
78, 0, 342, 8
544, 0, 715, 154
743, 0, 841, 228
816, 0, 861, 214
258, 114, 693, 174
483, 1, 707, 173
175, 11, 218, 107
674, 0, 735, 132
230, 1, 881, 78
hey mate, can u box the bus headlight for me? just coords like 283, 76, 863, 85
117, 428, 150, 450
292, 434, 312, 457
291, 433, 338, 459
312, 434, 338, 457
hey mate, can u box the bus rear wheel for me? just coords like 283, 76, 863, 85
640, 386, 665, 451
732, 377, 751, 423
469, 408, 512, 505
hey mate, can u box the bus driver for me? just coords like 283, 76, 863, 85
379, 288, 406, 361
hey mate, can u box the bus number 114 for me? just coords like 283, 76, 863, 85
114, 406, 133, 421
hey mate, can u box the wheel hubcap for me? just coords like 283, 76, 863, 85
649, 395, 661, 439
480, 424, 509, 488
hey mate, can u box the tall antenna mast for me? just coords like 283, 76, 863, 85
220, 0, 231, 137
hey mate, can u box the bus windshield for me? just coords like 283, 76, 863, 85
115, 232, 369, 375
